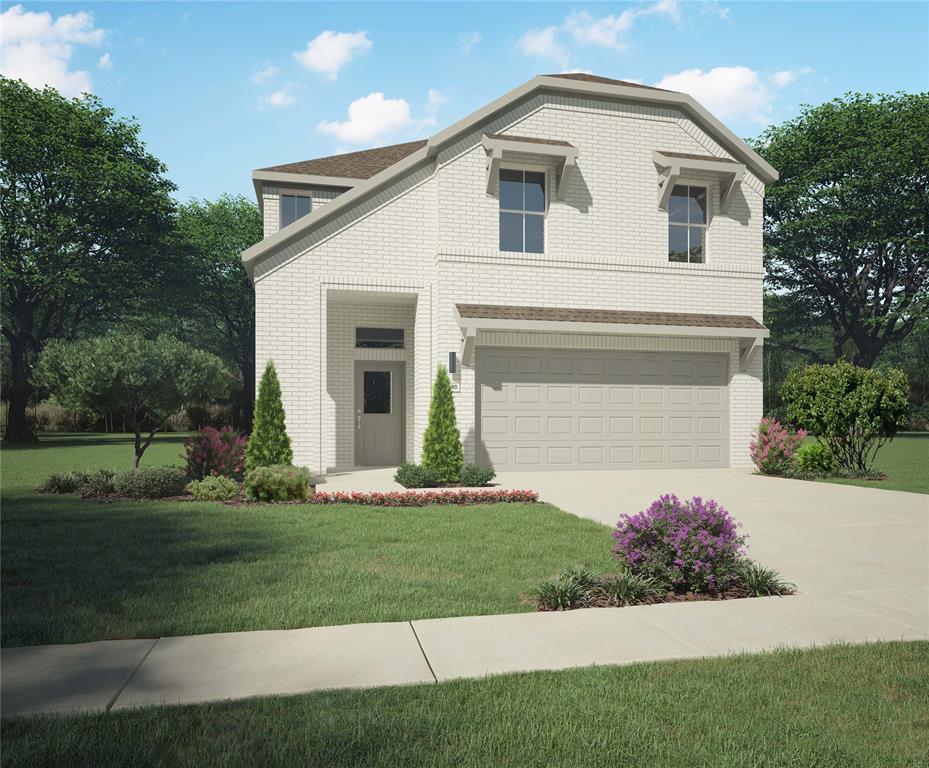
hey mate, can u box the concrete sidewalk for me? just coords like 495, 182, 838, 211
3, 591, 926, 718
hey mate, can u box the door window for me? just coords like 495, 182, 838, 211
363, 371, 391, 414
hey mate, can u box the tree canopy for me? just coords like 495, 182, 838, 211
34, 334, 228, 466
0, 78, 177, 442
754, 92, 929, 368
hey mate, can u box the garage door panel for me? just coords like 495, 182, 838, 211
477, 348, 728, 470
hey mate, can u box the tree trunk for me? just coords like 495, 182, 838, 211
3, 335, 36, 443
133, 427, 159, 467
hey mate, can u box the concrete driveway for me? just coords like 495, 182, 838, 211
497, 467, 929, 629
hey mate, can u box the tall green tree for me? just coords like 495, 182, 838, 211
0, 78, 176, 442
754, 92, 929, 367
172, 196, 260, 430
245, 361, 292, 472
421, 366, 463, 482
34, 334, 228, 466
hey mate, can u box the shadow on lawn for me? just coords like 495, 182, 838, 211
1, 433, 190, 452
0, 490, 279, 647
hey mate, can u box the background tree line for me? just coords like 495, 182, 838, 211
1, 78, 927, 442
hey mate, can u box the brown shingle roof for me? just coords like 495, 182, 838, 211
485, 133, 575, 148
546, 73, 672, 92
657, 151, 740, 165
456, 304, 765, 330
258, 139, 427, 179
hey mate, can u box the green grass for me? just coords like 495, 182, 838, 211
816, 433, 929, 494
3, 642, 927, 768
1, 433, 614, 647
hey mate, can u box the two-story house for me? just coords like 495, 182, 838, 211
242, 73, 777, 475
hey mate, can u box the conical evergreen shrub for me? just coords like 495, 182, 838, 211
421, 365, 463, 482
245, 361, 293, 472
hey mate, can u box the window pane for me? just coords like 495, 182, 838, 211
524, 171, 546, 212
524, 214, 544, 253
500, 212, 523, 251
356, 328, 404, 349
688, 226, 705, 263
668, 185, 689, 223
280, 195, 295, 227
363, 371, 391, 414
296, 195, 312, 219
668, 224, 688, 262
499, 169, 523, 210
688, 187, 707, 225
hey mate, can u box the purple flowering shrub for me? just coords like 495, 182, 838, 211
612, 494, 747, 593
184, 426, 247, 480
749, 418, 806, 475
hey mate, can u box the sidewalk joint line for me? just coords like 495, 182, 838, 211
408, 622, 438, 684
632, 610, 706, 656
106, 637, 160, 712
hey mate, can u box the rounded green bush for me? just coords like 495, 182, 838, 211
244, 465, 310, 502
394, 463, 439, 489
459, 464, 495, 487
114, 466, 188, 499
795, 441, 836, 475
186, 475, 239, 501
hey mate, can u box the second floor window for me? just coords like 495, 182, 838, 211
280, 194, 311, 228
499, 169, 545, 253
668, 184, 707, 263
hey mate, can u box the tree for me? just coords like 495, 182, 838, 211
245, 361, 292, 472
781, 361, 909, 474
171, 196, 260, 430
421, 366, 463, 482
34, 334, 228, 466
0, 78, 176, 442
754, 92, 929, 367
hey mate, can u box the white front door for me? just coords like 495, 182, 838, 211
354, 361, 404, 466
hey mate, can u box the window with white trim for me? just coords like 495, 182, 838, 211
668, 184, 707, 263
499, 169, 545, 253
280, 194, 311, 228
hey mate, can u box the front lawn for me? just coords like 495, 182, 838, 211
1, 434, 613, 647
3, 641, 927, 768
816, 432, 929, 494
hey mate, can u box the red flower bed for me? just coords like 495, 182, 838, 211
309, 489, 538, 507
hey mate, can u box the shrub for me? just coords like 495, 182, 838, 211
421, 366, 463, 483
738, 562, 796, 597
245, 464, 310, 502
186, 475, 239, 501
40, 470, 91, 494
394, 463, 439, 489
612, 494, 747, 594
795, 440, 836, 476
782, 360, 909, 473
528, 566, 598, 611
593, 569, 663, 606
245, 361, 293, 473
460, 464, 495, 487
78, 469, 119, 497
309, 489, 538, 506
185, 426, 247, 479
749, 418, 806, 475
114, 466, 188, 499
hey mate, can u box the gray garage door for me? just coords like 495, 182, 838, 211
476, 347, 729, 470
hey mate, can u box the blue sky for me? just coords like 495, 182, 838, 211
2, 1, 927, 202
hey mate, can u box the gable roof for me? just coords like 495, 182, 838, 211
258, 139, 427, 180
244, 73, 779, 276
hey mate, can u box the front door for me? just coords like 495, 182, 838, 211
354, 361, 404, 466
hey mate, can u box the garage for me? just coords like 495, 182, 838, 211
476, 347, 729, 470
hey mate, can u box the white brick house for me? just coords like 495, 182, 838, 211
243, 74, 777, 475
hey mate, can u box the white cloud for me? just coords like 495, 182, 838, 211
0, 4, 106, 97
699, 1, 732, 21
654, 66, 771, 123
771, 67, 812, 89
426, 88, 448, 114
261, 84, 296, 108
459, 31, 481, 52
565, 1, 682, 52
317, 92, 435, 144
97, 52, 112, 71
517, 26, 569, 67
294, 30, 372, 80
251, 64, 279, 84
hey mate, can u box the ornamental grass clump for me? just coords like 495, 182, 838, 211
612, 494, 747, 594
749, 417, 806, 475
